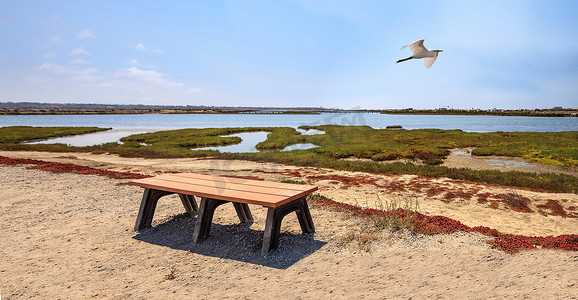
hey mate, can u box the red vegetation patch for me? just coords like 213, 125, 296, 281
487, 235, 578, 253
442, 192, 457, 203
1, 155, 149, 179
308, 194, 578, 254
476, 192, 536, 213
426, 186, 448, 197
441, 190, 476, 203
448, 178, 556, 194
487, 236, 538, 253
477, 197, 488, 205
477, 192, 502, 207
26, 162, 150, 179
498, 192, 533, 213
0, 156, 46, 165
304, 173, 415, 192
537, 200, 569, 218
413, 215, 472, 235
477, 192, 500, 200
253, 169, 306, 178
471, 226, 501, 237
385, 181, 406, 192
281, 170, 304, 178
307, 174, 380, 187
509, 205, 533, 214
220, 174, 265, 181
405, 181, 434, 193
486, 200, 500, 210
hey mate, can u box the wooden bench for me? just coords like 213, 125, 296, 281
129, 173, 318, 255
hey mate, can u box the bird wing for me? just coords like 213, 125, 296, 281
424, 52, 438, 69
401, 39, 427, 55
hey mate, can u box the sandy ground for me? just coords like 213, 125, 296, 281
1, 164, 577, 299
1, 151, 576, 237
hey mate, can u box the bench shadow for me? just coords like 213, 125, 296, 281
132, 216, 327, 270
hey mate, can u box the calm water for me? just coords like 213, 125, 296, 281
3, 113, 576, 150
1, 113, 576, 132
27, 127, 163, 147
193, 132, 270, 153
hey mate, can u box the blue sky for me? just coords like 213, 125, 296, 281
1, 0, 577, 109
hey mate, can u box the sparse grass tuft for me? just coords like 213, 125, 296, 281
369, 194, 420, 232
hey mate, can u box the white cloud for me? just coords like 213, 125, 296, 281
30, 61, 202, 103
77, 29, 96, 39
37, 62, 100, 82
70, 47, 89, 56
115, 67, 183, 89
129, 59, 139, 65
43, 52, 55, 59
50, 35, 62, 42
187, 87, 202, 93
134, 43, 163, 54
36, 63, 186, 90
69, 58, 90, 65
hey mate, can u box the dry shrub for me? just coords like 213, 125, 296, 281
499, 190, 533, 213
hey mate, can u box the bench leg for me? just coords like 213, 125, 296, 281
178, 194, 198, 215
295, 197, 315, 234
233, 202, 253, 223
135, 189, 199, 232
134, 188, 173, 231
193, 197, 228, 243
193, 198, 254, 244
262, 197, 315, 255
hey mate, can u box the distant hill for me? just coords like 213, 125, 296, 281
0, 102, 575, 116
0, 102, 332, 111
0, 102, 335, 114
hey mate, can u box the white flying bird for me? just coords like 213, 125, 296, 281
396, 39, 443, 69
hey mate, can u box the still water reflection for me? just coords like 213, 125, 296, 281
27, 128, 164, 147
192, 132, 270, 153
192, 131, 321, 153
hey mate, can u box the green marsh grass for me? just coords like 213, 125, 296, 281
0, 126, 109, 144
1, 125, 576, 193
